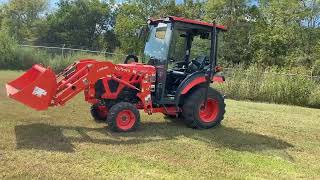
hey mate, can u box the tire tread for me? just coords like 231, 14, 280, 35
182, 87, 226, 129
107, 102, 140, 132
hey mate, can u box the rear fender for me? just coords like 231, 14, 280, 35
175, 72, 206, 105
212, 75, 225, 83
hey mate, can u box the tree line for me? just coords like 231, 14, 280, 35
1, 0, 320, 74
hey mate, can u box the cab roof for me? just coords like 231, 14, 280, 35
149, 16, 227, 31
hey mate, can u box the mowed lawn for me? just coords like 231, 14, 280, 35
0, 71, 320, 179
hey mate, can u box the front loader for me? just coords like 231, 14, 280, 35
6, 16, 227, 132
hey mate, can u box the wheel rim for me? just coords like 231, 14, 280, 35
199, 98, 219, 123
116, 110, 136, 131
98, 106, 108, 118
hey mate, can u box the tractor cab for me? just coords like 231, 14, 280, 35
142, 16, 226, 104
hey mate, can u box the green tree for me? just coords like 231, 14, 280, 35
155, 1, 184, 18
1, 0, 48, 42
251, 0, 307, 67
39, 0, 112, 50
205, 0, 255, 65
180, 0, 205, 19
0, 5, 4, 28
115, 3, 145, 54
114, 0, 172, 54
128, 0, 164, 18
299, 0, 320, 67
114, 0, 187, 54
0, 30, 18, 69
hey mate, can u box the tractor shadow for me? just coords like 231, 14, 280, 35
15, 120, 294, 153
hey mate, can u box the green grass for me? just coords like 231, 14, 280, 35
1, 71, 320, 179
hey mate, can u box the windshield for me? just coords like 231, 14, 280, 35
143, 23, 172, 65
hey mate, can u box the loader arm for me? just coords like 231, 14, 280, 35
53, 60, 116, 106
5, 59, 134, 110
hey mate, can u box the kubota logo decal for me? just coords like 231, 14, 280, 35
115, 66, 131, 73
32, 87, 47, 97
97, 66, 109, 72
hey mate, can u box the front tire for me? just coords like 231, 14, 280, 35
107, 102, 140, 132
91, 104, 108, 122
182, 87, 226, 129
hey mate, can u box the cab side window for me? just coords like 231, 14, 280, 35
168, 30, 187, 69
190, 35, 210, 60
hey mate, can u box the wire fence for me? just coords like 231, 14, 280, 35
19, 44, 320, 82
19, 44, 126, 57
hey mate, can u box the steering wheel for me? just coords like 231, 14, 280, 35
124, 55, 139, 64
189, 56, 208, 71
191, 60, 202, 68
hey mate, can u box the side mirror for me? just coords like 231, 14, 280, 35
135, 28, 143, 38
136, 26, 148, 39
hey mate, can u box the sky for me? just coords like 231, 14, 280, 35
0, 0, 258, 11
0, 0, 185, 9
0, 0, 96, 8
49, 0, 185, 8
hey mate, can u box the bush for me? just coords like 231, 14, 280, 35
46, 53, 109, 72
13, 48, 50, 70
1, 46, 113, 72
0, 30, 18, 69
112, 48, 127, 64
312, 59, 320, 76
217, 66, 320, 108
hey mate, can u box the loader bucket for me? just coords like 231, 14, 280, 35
5, 64, 57, 111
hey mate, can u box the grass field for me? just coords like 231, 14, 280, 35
0, 71, 320, 179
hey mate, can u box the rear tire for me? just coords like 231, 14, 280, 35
107, 102, 140, 132
124, 55, 139, 64
182, 87, 226, 129
91, 104, 108, 122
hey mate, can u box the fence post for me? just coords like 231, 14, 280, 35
62, 44, 65, 57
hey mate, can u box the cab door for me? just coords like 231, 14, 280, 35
143, 23, 173, 101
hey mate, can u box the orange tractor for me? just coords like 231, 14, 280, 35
6, 16, 226, 132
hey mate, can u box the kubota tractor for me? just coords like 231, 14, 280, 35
6, 16, 226, 132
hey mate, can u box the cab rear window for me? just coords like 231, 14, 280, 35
155, 27, 167, 39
